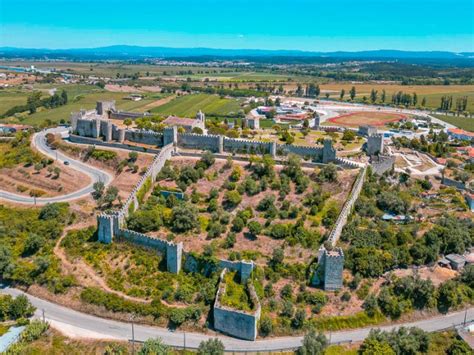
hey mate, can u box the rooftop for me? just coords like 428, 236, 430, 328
448, 128, 474, 138
162, 115, 199, 127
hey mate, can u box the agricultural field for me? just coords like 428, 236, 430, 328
432, 113, 474, 132
0, 84, 167, 126
320, 83, 474, 111
151, 93, 242, 117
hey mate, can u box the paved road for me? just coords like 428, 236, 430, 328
0, 127, 112, 205
2, 287, 472, 352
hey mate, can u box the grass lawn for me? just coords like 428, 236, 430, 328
151, 93, 242, 117
432, 114, 474, 132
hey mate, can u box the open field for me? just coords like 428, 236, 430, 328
431, 114, 474, 132
326, 111, 407, 127
151, 93, 242, 117
0, 84, 166, 126
320, 84, 474, 111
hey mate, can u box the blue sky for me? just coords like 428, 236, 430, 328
1, 0, 473, 51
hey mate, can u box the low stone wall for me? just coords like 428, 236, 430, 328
213, 269, 261, 341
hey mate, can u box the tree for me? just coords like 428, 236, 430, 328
0, 246, 12, 274
34, 163, 43, 173
381, 89, 386, 103
23, 233, 44, 256
128, 151, 138, 163
359, 337, 395, 355
363, 293, 379, 317
350, 86, 356, 100
421, 97, 426, 107
61, 90, 68, 104
370, 89, 378, 104
339, 89, 345, 100
342, 130, 356, 141
224, 190, 242, 208
292, 308, 306, 328
247, 220, 262, 238
197, 338, 224, 355
102, 186, 119, 207
53, 166, 61, 178
447, 339, 472, 355
139, 337, 171, 354
123, 119, 133, 128
298, 330, 328, 355
271, 247, 285, 267
171, 204, 199, 232
8, 295, 35, 320
92, 181, 105, 200
259, 315, 273, 336
318, 163, 338, 182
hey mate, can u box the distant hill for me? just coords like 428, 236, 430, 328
1, 45, 473, 63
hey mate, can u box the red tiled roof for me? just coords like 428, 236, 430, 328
448, 128, 474, 137
163, 116, 198, 127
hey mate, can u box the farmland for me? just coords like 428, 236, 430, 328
0, 84, 166, 126
320, 84, 474, 111
432, 113, 474, 132
150, 93, 242, 117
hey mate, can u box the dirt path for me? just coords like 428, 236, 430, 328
141, 94, 176, 111
54, 226, 150, 304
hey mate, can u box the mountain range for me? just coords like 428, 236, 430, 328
1, 45, 473, 62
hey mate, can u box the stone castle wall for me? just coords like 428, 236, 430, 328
124, 130, 164, 146
72, 117, 339, 163
327, 166, 366, 246
213, 269, 261, 341
178, 133, 222, 152
118, 228, 183, 273
311, 167, 366, 290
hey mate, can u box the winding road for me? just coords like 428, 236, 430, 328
0, 127, 112, 205
1, 287, 472, 352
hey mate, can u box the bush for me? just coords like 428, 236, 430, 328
139, 338, 171, 355
197, 338, 224, 355
224, 190, 242, 208
259, 315, 273, 336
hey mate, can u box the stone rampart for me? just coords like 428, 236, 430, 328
327, 166, 367, 246
118, 228, 183, 274
124, 130, 164, 146
223, 138, 272, 155
213, 269, 261, 341
178, 133, 221, 152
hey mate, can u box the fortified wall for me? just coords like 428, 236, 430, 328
71, 116, 337, 163
312, 166, 367, 290
97, 143, 184, 273
213, 269, 261, 341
